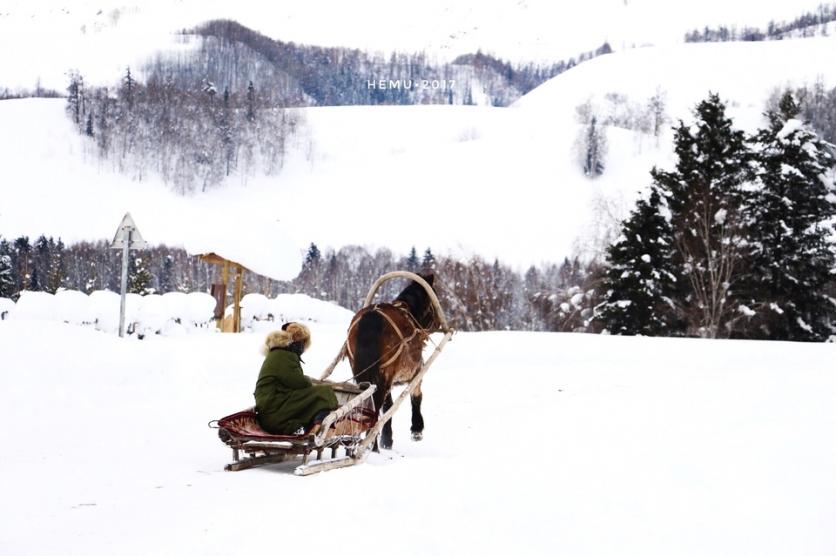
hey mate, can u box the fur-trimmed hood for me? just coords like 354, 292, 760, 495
261, 322, 312, 356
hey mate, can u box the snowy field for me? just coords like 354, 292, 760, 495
1, 311, 835, 555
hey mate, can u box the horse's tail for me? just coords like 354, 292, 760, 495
353, 310, 385, 411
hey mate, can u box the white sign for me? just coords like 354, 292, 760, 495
110, 212, 147, 337
110, 212, 148, 250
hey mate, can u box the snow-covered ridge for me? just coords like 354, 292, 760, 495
0, 0, 831, 91
514, 35, 836, 131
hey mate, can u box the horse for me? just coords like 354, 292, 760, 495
345, 272, 440, 450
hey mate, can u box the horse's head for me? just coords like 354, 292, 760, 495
395, 272, 440, 331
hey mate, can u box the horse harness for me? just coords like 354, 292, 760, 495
345, 301, 430, 381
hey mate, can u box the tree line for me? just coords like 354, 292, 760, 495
685, 3, 836, 42
0, 237, 601, 333
184, 19, 613, 108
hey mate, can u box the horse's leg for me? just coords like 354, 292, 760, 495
410, 379, 424, 441
380, 392, 395, 450
369, 380, 388, 453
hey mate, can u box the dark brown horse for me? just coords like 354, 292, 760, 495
346, 273, 440, 450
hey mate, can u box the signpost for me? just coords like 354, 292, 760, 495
110, 213, 147, 337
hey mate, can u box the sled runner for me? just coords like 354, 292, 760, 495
211, 271, 454, 476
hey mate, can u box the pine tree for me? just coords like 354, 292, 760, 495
47, 239, 66, 293
421, 248, 436, 272
298, 243, 322, 292
597, 189, 680, 335
32, 235, 50, 292
652, 93, 753, 338
159, 255, 174, 293
303, 243, 321, 269
739, 92, 836, 341
29, 266, 41, 292
0, 253, 14, 298
85, 112, 94, 137
66, 70, 83, 125
246, 81, 256, 123
84, 261, 99, 293
13, 236, 31, 292
122, 67, 135, 111
405, 247, 419, 272
129, 255, 154, 295
579, 115, 607, 177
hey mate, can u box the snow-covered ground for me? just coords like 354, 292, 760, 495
1, 314, 834, 555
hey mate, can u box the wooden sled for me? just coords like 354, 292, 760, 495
211, 381, 378, 476
212, 271, 454, 476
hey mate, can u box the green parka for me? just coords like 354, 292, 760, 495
254, 347, 338, 435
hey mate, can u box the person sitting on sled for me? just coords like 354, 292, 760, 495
254, 322, 338, 435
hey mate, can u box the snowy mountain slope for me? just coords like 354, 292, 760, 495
0, 99, 303, 280
514, 35, 836, 131
0, 317, 834, 555
0, 98, 657, 269
4, 35, 836, 270
0, 0, 831, 91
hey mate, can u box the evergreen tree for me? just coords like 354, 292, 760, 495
246, 81, 256, 123
29, 266, 41, 292
405, 246, 419, 272
129, 255, 154, 295
298, 243, 322, 292
85, 112, 94, 137
739, 92, 836, 340
33, 235, 50, 289
652, 93, 754, 338
303, 243, 321, 269
421, 247, 436, 272
66, 70, 83, 125
597, 189, 680, 335
0, 253, 14, 298
47, 239, 66, 293
579, 115, 607, 177
159, 255, 175, 293
122, 67, 135, 111
84, 261, 99, 293
13, 236, 31, 291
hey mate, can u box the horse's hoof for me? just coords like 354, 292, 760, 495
380, 440, 393, 450
411, 431, 423, 442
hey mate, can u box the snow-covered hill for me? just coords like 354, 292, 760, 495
1, 315, 834, 555
3, 34, 836, 271
0, 0, 831, 91
514, 35, 836, 131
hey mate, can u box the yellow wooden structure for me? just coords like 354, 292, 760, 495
199, 252, 247, 333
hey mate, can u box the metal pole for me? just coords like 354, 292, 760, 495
118, 229, 132, 338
